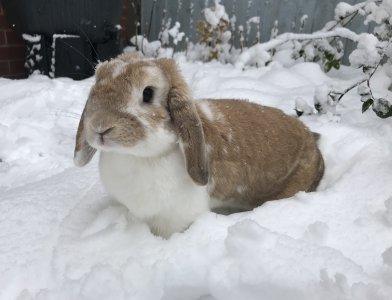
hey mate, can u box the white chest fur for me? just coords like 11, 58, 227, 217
99, 148, 210, 237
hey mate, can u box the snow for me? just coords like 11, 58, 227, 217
247, 16, 260, 24
364, 0, 392, 24
129, 36, 172, 58
383, 247, 392, 268
159, 21, 185, 47
167, 22, 185, 45
22, 34, 42, 43
203, 0, 229, 28
1, 57, 392, 299
335, 2, 365, 20
300, 14, 309, 24
349, 33, 381, 68
385, 197, 392, 225
295, 97, 316, 116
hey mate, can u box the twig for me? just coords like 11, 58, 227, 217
329, 61, 382, 103
328, 78, 367, 102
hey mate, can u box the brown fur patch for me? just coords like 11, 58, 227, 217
196, 99, 324, 209
157, 58, 209, 185
74, 107, 97, 166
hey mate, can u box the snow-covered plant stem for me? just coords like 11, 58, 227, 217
235, 28, 360, 68
331, 61, 380, 101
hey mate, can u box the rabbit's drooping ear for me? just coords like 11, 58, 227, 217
74, 106, 96, 166
157, 59, 209, 185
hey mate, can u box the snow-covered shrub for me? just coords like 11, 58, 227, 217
129, 21, 185, 58
22, 34, 44, 76
130, 35, 162, 57
292, 0, 392, 119
159, 21, 185, 47
196, 0, 233, 62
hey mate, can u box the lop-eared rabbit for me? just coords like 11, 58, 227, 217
74, 53, 324, 238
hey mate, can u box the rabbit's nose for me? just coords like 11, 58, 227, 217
96, 127, 114, 136
95, 127, 114, 144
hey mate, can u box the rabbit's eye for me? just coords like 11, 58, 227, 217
143, 86, 154, 103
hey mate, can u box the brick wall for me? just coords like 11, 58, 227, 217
0, 4, 26, 79
0, 1, 135, 79
120, 0, 131, 43
120, 0, 138, 44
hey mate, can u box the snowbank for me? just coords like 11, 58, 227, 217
1, 59, 392, 299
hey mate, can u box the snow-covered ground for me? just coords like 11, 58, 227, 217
1, 57, 392, 300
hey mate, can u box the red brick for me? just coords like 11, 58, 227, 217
0, 46, 25, 60
5, 30, 24, 45
9, 60, 25, 73
0, 30, 5, 45
0, 61, 10, 75
120, 0, 131, 42
0, 14, 9, 30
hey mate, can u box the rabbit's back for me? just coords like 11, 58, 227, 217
196, 99, 324, 210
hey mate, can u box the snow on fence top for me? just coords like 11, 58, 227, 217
141, 0, 369, 61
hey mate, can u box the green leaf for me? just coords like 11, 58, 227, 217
325, 62, 332, 72
332, 60, 340, 70
361, 99, 373, 113
373, 98, 392, 118
324, 51, 334, 61
324, 59, 340, 72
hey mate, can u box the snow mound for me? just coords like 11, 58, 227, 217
1, 59, 392, 299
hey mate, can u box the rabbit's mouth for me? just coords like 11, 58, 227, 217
91, 127, 113, 145
85, 127, 141, 155
86, 126, 120, 152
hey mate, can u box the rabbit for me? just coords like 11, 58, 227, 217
74, 53, 324, 238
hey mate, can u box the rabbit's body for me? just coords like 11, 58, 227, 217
74, 53, 324, 238
197, 99, 324, 210
100, 148, 210, 237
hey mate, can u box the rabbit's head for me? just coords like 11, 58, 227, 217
74, 53, 209, 185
